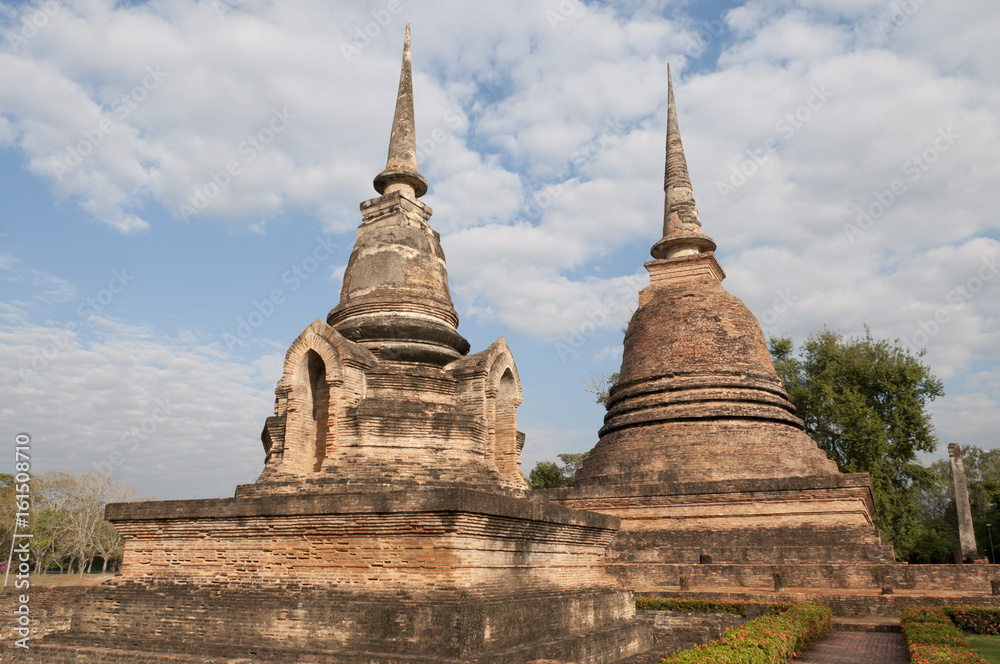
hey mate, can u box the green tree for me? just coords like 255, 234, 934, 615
954, 447, 1000, 526
912, 447, 1000, 563
526, 452, 592, 489
527, 461, 567, 489
556, 452, 590, 478
769, 328, 944, 559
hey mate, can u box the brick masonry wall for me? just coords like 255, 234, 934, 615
573, 257, 839, 489
107, 488, 620, 594
0, 585, 645, 663
539, 476, 999, 597
40, 486, 653, 662
0, 585, 90, 644
621, 562, 999, 592
257, 321, 529, 493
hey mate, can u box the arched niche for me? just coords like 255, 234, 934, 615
486, 353, 526, 490
287, 349, 331, 473
495, 368, 518, 466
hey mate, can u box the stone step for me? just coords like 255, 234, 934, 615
615, 528, 890, 550
633, 588, 1000, 618
612, 545, 896, 564
611, 561, 998, 593
833, 618, 902, 633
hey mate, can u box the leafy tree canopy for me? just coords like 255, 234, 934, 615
527, 461, 564, 489
526, 452, 591, 489
769, 327, 944, 559
912, 447, 1000, 563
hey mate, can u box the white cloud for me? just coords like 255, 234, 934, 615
594, 345, 623, 362
930, 388, 1000, 452
1, 0, 999, 480
0, 308, 273, 499
0, 115, 13, 145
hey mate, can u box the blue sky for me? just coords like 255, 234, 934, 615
1, 0, 998, 500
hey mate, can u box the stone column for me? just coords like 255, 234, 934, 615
949, 443, 980, 562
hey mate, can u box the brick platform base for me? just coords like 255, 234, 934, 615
642, 588, 1000, 618
539, 475, 1000, 607
4, 487, 652, 663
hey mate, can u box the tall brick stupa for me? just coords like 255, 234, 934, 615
24, 26, 651, 664
541, 66, 997, 602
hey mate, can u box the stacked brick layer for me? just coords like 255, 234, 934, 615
542, 474, 905, 592
553, 253, 971, 603
32, 586, 645, 663
106, 488, 620, 593
574, 254, 837, 489
25, 487, 650, 663
650, 590, 1000, 619
544, 474, 1000, 600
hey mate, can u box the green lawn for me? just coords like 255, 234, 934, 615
967, 634, 1000, 664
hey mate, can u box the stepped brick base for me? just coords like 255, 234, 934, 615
539, 474, 999, 605
18, 588, 647, 664
654, 589, 1000, 618
618, 562, 1000, 594
9, 487, 651, 664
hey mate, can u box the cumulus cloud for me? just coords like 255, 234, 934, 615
1, 0, 999, 489
0, 302, 273, 499
0, 312, 280, 497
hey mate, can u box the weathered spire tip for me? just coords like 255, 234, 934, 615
666, 63, 679, 136
373, 23, 427, 198
651, 63, 716, 260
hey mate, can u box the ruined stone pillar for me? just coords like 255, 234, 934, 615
949, 443, 980, 562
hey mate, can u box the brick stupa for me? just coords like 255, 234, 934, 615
23, 27, 651, 664
542, 66, 997, 605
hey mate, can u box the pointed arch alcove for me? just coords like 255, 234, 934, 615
481, 339, 527, 491
286, 349, 330, 473
495, 368, 521, 486
258, 319, 376, 481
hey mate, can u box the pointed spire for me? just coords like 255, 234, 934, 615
373, 23, 428, 198
651, 64, 716, 259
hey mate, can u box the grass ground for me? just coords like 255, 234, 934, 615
967, 634, 1000, 664
26, 572, 116, 586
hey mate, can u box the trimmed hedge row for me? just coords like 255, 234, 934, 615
945, 606, 1000, 636
902, 607, 989, 664
635, 597, 792, 616
660, 603, 832, 664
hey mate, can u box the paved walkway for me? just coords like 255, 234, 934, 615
792, 630, 908, 664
